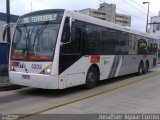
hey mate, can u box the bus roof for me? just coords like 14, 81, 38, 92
19, 9, 158, 40
20, 9, 65, 18
64, 9, 158, 40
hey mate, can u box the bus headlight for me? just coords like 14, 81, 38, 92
41, 64, 52, 75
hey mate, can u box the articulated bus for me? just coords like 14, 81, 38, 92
6, 9, 158, 89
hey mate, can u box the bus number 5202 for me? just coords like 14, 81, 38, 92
32, 64, 42, 69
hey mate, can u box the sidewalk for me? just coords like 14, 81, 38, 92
0, 76, 10, 87
0, 75, 24, 90
0, 67, 9, 84
0, 76, 9, 83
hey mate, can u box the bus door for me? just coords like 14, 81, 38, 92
59, 18, 85, 87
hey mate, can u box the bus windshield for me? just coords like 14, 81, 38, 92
11, 22, 60, 61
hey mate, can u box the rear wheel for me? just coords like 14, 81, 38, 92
137, 62, 144, 75
85, 67, 98, 89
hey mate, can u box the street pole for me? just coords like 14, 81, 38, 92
143, 2, 149, 33
6, 0, 11, 67
31, 1, 32, 12
6, 0, 11, 43
146, 2, 149, 33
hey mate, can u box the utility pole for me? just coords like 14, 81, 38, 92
143, 2, 149, 33
6, 0, 11, 66
6, 0, 11, 43
31, 1, 32, 12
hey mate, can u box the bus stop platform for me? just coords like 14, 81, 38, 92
43, 65, 160, 114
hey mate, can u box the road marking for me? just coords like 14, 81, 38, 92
19, 72, 160, 119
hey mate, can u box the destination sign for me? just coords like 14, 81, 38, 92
21, 14, 58, 23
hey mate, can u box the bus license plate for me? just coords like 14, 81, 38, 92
22, 75, 30, 79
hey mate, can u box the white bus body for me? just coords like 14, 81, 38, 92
9, 9, 158, 89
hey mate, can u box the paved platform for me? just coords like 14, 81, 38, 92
0, 76, 10, 88
0, 76, 9, 83
0, 68, 9, 84
43, 67, 160, 114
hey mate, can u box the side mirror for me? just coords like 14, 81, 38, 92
61, 32, 72, 46
2, 23, 16, 42
61, 18, 75, 46
3, 28, 7, 41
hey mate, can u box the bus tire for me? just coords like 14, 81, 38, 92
144, 61, 149, 73
137, 61, 144, 75
85, 66, 98, 89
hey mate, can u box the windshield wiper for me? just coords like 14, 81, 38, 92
32, 22, 49, 49
18, 24, 30, 50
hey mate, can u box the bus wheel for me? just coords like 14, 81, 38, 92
137, 62, 144, 75
85, 67, 98, 89
144, 61, 149, 73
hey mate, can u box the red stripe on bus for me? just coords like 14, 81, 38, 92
12, 54, 27, 59
27, 56, 53, 60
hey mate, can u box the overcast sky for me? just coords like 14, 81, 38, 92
0, 0, 159, 32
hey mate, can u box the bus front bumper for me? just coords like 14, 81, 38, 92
9, 72, 59, 89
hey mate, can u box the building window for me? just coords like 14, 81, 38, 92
156, 25, 160, 31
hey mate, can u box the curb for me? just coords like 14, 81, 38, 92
0, 83, 24, 91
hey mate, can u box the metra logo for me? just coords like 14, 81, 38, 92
19, 62, 26, 68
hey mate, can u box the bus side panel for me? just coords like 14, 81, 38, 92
58, 54, 156, 89
59, 56, 89, 88
58, 55, 118, 88
99, 56, 115, 80
100, 55, 139, 78
114, 55, 140, 76
115, 55, 156, 77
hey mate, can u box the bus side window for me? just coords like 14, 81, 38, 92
70, 25, 82, 53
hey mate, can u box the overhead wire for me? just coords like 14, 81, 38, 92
116, 7, 147, 22
121, 0, 147, 15
116, 0, 158, 23
129, 0, 156, 16
98, 0, 155, 27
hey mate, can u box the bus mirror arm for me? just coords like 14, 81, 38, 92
60, 18, 73, 46
2, 23, 16, 42
60, 39, 71, 46
60, 32, 72, 46
3, 28, 7, 41
66, 17, 73, 44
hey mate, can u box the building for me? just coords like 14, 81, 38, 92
115, 13, 131, 27
0, 12, 19, 43
148, 11, 160, 62
149, 11, 160, 37
79, 3, 131, 27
